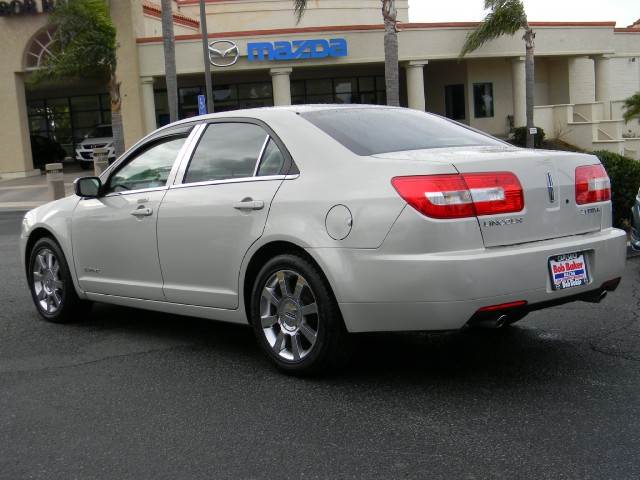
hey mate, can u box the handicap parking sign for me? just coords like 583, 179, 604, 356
198, 95, 207, 115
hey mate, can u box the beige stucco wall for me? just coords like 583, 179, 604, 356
466, 58, 514, 136
142, 14, 199, 37
0, 14, 49, 176
425, 60, 468, 120
177, 0, 409, 32
111, 0, 147, 149
610, 55, 640, 101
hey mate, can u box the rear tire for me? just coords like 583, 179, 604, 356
27, 237, 92, 324
250, 253, 351, 375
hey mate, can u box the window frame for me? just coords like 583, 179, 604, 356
173, 118, 297, 189
472, 82, 495, 119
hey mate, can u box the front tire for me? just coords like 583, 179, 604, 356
27, 237, 91, 323
250, 254, 350, 375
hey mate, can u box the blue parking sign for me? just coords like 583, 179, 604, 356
198, 95, 207, 115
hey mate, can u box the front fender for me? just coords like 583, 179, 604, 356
20, 195, 86, 299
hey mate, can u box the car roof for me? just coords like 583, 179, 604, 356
151, 104, 400, 136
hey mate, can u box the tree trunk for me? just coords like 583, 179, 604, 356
109, 71, 125, 157
524, 28, 536, 149
161, 0, 179, 123
382, 0, 400, 107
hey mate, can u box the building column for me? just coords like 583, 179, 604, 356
405, 61, 428, 111
0, 73, 38, 179
270, 68, 292, 106
140, 77, 157, 134
511, 57, 527, 127
568, 56, 596, 104
111, 0, 147, 149
594, 55, 613, 119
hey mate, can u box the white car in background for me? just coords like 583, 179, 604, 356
75, 124, 116, 169
21, 106, 627, 375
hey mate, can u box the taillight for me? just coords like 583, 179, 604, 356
391, 172, 524, 219
575, 164, 611, 205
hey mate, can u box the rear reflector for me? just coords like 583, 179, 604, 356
391, 172, 524, 219
477, 300, 528, 312
575, 164, 611, 205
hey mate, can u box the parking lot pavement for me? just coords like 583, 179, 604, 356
1, 209, 639, 480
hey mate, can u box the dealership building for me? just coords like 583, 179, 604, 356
1, 0, 639, 179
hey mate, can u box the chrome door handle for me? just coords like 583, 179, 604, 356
233, 200, 264, 211
130, 207, 153, 217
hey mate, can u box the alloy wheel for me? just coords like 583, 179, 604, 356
260, 270, 319, 362
32, 248, 64, 315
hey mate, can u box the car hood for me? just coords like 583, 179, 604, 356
78, 137, 113, 146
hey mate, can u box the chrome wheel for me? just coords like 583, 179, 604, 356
260, 270, 319, 362
32, 248, 64, 314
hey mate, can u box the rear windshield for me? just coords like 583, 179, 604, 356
300, 108, 504, 156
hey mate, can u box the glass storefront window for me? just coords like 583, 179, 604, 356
71, 96, 100, 111
26, 93, 110, 160
238, 82, 272, 100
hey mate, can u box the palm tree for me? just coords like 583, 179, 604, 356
31, 0, 125, 156
293, 0, 400, 107
460, 0, 536, 148
622, 93, 640, 123
161, 0, 179, 122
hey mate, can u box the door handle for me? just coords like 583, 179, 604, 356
130, 206, 153, 217
233, 200, 264, 211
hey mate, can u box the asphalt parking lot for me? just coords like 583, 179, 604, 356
1, 210, 639, 480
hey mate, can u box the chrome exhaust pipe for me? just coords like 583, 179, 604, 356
473, 314, 509, 329
584, 290, 608, 304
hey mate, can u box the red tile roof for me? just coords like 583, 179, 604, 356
142, 0, 200, 29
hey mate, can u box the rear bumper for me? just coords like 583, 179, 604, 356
309, 228, 627, 332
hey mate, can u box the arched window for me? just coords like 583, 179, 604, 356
24, 27, 57, 71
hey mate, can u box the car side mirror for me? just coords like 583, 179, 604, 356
74, 177, 102, 198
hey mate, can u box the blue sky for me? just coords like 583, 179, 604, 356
408, 0, 638, 27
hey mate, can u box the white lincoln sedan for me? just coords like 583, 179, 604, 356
20, 106, 626, 374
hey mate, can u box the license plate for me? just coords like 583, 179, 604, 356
549, 252, 589, 291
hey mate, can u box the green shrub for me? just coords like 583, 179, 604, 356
594, 150, 640, 229
511, 127, 545, 148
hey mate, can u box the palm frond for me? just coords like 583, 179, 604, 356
623, 93, 640, 123
293, 0, 307, 23
460, 0, 527, 57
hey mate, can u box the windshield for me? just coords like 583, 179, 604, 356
88, 126, 113, 138
300, 108, 504, 156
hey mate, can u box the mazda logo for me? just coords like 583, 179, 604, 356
208, 40, 240, 67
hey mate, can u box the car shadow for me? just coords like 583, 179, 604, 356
74, 302, 582, 388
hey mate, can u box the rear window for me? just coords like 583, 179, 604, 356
300, 108, 504, 156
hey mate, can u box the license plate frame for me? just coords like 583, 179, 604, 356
549, 252, 589, 291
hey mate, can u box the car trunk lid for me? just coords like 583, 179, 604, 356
376, 146, 605, 247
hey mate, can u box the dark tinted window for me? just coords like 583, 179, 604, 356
257, 139, 285, 176
185, 123, 268, 183
301, 108, 503, 156
473, 83, 494, 118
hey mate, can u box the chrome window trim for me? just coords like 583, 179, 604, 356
253, 135, 270, 177
169, 174, 298, 191
103, 186, 169, 198
171, 123, 208, 186
100, 124, 205, 197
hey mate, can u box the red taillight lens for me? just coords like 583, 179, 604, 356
391, 172, 524, 219
391, 174, 474, 219
575, 164, 611, 205
463, 172, 524, 216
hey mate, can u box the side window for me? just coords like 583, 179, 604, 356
105, 136, 187, 193
257, 139, 286, 177
184, 123, 267, 184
